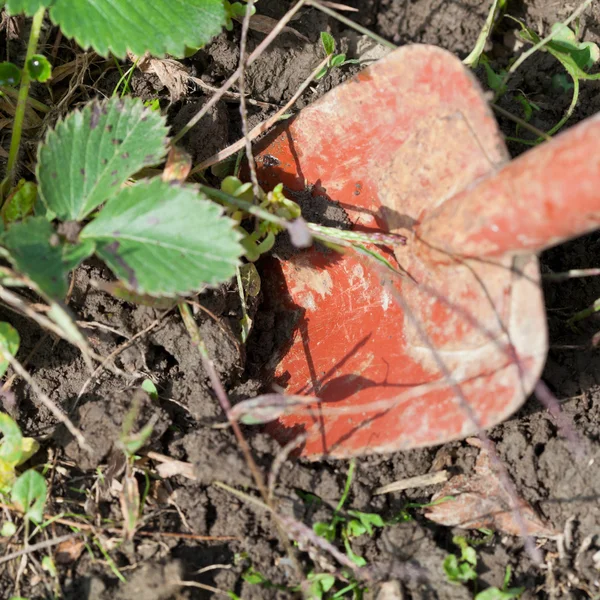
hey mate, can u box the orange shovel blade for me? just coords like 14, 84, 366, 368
253, 45, 551, 458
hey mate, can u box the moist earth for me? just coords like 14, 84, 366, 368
2, 1, 600, 599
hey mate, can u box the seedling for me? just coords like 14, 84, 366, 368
508, 20, 600, 141
315, 32, 360, 80
444, 537, 523, 598
443, 536, 478, 584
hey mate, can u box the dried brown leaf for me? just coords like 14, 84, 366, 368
425, 438, 558, 538
55, 538, 86, 564
129, 52, 189, 102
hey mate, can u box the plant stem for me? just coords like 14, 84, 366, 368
463, 0, 501, 68
497, 0, 594, 96
2, 6, 46, 198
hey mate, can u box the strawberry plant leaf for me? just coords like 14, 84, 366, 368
3, 0, 53, 15
37, 97, 169, 221
0, 323, 20, 380
2, 180, 37, 225
1, 217, 95, 299
11, 469, 47, 523
48, 0, 227, 59
81, 179, 242, 297
0, 413, 24, 465
38, 97, 168, 220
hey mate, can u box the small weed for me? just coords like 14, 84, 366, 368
443, 535, 478, 584
316, 32, 360, 80
443, 536, 524, 599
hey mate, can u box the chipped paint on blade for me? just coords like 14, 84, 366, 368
253, 44, 550, 458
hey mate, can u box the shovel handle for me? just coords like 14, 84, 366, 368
418, 114, 600, 260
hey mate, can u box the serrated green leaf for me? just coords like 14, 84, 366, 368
0, 62, 21, 86
48, 0, 227, 59
81, 179, 242, 297
11, 469, 47, 523
0, 413, 23, 465
2, 218, 95, 299
37, 97, 169, 221
3, 0, 52, 15
27, 54, 52, 82
0, 323, 20, 380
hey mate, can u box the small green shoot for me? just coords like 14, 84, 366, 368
224, 0, 256, 31
511, 20, 600, 140
1, 520, 17, 536
443, 535, 478, 584
316, 32, 360, 80
141, 379, 159, 401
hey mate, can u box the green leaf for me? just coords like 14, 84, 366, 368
347, 510, 384, 536
3, 0, 52, 15
141, 379, 158, 401
1, 521, 16, 536
2, 218, 95, 299
0, 323, 20, 380
11, 469, 47, 524
331, 53, 346, 67
0, 62, 21, 86
48, 0, 227, 59
26, 54, 52, 82
2, 180, 37, 225
81, 179, 242, 297
0, 412, 23, 465
320, 31, 335, 56
37, 97, 169, 221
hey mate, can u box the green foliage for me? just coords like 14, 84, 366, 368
4, 0, 227, 59
0, 411, 41, 498
511, 20, 600, 139
11, 468, 47, 523
26, 54, 51, 82
0, 322, 20, 379
141, 379, 159, 401
38, 97, 168, 221
1, 97, 243, 299
81, 179, 241, 295
224, 0, 256, 31
3, 0, 52, 13
1, 180, 37, 225
2, 218, 94, 298
316, 31, 360, 80
0, 62, 21, 86
1, 521, 16, 536
443, 536, 478, 584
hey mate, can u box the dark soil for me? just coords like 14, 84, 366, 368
2, 1, 600, 599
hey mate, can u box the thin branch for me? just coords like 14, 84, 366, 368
0, 533, 81, 566
4, 351, 91, 453
238, 0, 262, 200
171, 0, 307, 146
191, 54, 330, 175
75, 307, 174, 406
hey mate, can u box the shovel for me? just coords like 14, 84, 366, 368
250, 44, 600, 459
